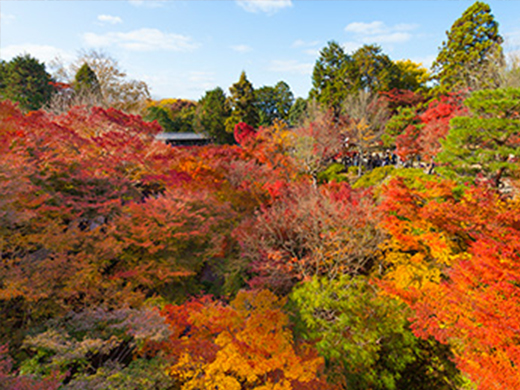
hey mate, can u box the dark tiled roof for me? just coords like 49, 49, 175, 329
155, 132, 209, 141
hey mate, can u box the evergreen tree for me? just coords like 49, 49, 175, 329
225, 71, 258, 133
73, 62, 101, 96
431, 1, 504, 94
288, 97, 308, 127
273, 81, 294, 121
437, 88, 520, 187
1, 54, 53, 111
309, 41, 356, 116
255, 81, 294, 127
352, 44, 400, 93
0, 61, 7, 93
194, 87, 233, 144
255, 86, 278, 127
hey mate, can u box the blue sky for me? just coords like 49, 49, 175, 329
1, 0, 519, 100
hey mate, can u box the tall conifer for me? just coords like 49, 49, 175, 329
432, 1, 504, 94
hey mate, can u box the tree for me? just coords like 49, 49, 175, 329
393, 60, 430, 93
291, 275, 465, 390
437, 88, 520, 187
45, 62, 105, 113
352, 44, 400, 93
431, 1, 504, 94
73, 62, 101, 96
274, 81, 295, 121
235, 181, 381, 293
144, 98, 197, 133
50, 50, 150, 114
417, 92, 467, 165
379, 175, 520, 389
310, 41, 357, 117
255, 81, 294, 127
16, 307, 173, 388
225, 71, 259, 133
291, 109, 345, 183
0, 54, 54, 111
288, 97, 308, 126
0, 61, 7, 92
0, 101, 245, 353
343, 90, 390, 174
161, 289, 330, 390
389, 107, 423, 163
255, 85, 278, 127
194, 87, 233, 144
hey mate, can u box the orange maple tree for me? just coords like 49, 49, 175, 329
159, 289, 332, 390
379, 176, 520, 389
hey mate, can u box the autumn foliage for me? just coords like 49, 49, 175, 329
160, 289, 331, 390
379, 176, 520, 388
1, 75, 520, 390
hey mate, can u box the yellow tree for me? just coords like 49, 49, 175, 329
162, 290, 331, 390
394, 59, 430, 93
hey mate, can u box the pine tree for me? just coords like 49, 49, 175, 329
73, 62, 101, 96
352, 44, 400, 93
194, 87, 233, 144
309, 41, 356, 116
437, 88, 520, 187
1, 54, 53, 111
431, 1, 504, 94
225, 71, 258, 133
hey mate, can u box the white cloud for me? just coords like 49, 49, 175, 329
303, 48, 320, 56
141, 71, 217, 100
1, 44, 75, 64
269, 59, 313, 75
504, 29, 520, 52
292, 39, 321, 56
236, 0, 292, 14
363, 32, 412, 44
341, 41, 364, 54
292, 39, 319, 48
408, 54, 436, 69
344, 21, 418, 45
0, 13, 15, 23
98, 14, 123, 25
345, 21, 386, 35
188, 71, 216, 90
128, 0, 166, 8
231, 44, 252, 53
83, 28, 199, 52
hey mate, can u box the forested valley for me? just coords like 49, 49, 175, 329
1, 2, 520, 389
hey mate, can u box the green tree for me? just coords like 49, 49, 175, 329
194, 87, 233, 144
431, 1, 504, 94
273, 81, 294, 121
310, 41, 357, 116
382, 106, 421, 149
291, 275, 466, 390
254, 81, 294, 127
288, 97, 308, 126
352, 44, 400, 93
144, 99, 196, 133
73, 62, 101, 96
0, 54, 53, 111
437, 88, 520, 187
255, 85, 278, 127
225, 71, 259, 133
0, 61, 7, 92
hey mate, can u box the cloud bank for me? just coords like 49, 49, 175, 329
236, 0, 292, 14
83, 28, 199, 52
